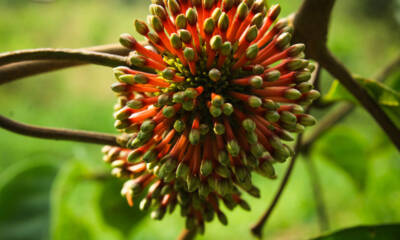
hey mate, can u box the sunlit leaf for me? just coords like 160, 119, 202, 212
0, 160, 58, 240
312, 224, 400, 240
324, 76, 400, 127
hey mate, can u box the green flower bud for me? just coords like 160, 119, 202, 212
178, 29, 192, 44
246, 131, 258, 144
214, 122, 226, 135
218, 151, 230, 166
183, 47, 195, 61
210, 105, 223, 117
210, 35, 223, 50
163, 106, 176, 118
186, 8, 198, 26
187, 175, 200, 192
299, 114, 316, 126
143, 150, 157, 163
200, 159, 213, 176
134, 20, 149, 35
204, 18, 215, 35
175, 14, 187, 29
242, 118, 256, 132
265, 111, 280, 123
284, 88, 302, 100
150, 15, 164, 32
220, 41, 232, 56
222, 103, 234, 115
245, 25, 258, 42
176, 162, 190, 179
227, 140, 240, 157
281, 111, 297, 125
248, 95, 262, 108
170, 33, 182, 49
237, 2, 249, 20
218, 13, 230, 32
246, 44, 259, 59
174, 119, 186, 132
189, 129, 201, 144
209, 68, 222, 81
250, 76, 263, 88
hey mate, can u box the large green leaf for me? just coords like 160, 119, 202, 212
50, 161, 146, 240
324, 77, 400, 128
0, 160, 58, 240
312, 224, 400, 240
314, 127, 369, 190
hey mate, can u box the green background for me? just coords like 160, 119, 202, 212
0, 0, 399, 239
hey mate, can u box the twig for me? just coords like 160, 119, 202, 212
304, 155, 330, 232
250, 134, 303, 238
0, 44, 130, 85
376, 55, 400, 83
0, 48, 129, 68
177, 229, 197, 240
0, 114, 120, 146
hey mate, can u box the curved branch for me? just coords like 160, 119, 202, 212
0, 48, 129, 68
0, 114, 120, 146
250, 134, 303, 238
0, 44, 130, 85
302, 54, 400, 152
319, 50, 400, 150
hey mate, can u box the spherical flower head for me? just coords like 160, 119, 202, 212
105, 0, 319, 234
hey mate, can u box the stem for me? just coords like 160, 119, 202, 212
0, 48, 129, 68
0, 114, 120, 146
304, 155, 330, 232
177, 229, 197, 240
250, 134, 303, 238
0, 44, 130, 85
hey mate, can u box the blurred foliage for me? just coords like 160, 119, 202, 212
312, 224, 400, 240
0, 0, 399, 239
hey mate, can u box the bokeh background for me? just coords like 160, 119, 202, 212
0, 0, 399, 239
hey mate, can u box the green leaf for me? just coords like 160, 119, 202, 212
325, 77, 400, 128
0, 160, 58, 240
312, 224, 400, 240
50, 160, 146, 240
314, 127, 369, 190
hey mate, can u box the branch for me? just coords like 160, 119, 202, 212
293, 0, 400, 151
319, 51, 400, 150
0, 114, 120, 146
0, 44, 130, 85
250, 134, 303, 238
0, 48, 129, 68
